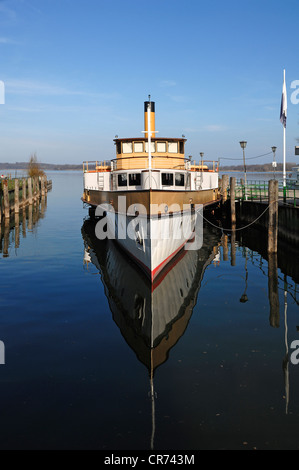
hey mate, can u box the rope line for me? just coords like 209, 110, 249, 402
220, 151, 273, 161
199, 199, 279, 232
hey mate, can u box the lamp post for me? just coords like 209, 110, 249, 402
199, 152, 204, 171
272, 146, 277, 179
239, 141, 247, 200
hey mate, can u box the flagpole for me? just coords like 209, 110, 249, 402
280, 68, 287, 201
283, 69, 286, 191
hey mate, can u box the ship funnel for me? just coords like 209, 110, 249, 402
144, 96, 155, 139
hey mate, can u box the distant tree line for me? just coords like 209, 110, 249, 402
220, 162, 297, 172
0, 161, 82, 171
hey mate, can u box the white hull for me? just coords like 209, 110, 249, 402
102, 209, 200, 281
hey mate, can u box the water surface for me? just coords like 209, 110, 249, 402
0, 171, 299, 450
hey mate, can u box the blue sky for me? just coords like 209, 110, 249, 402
0, 0, 299, 166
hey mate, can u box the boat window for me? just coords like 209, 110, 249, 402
145, 142, 156, 153
134, 142, 143, 153
129, 173, 141, 186
116, 142, 121, 154
118, 173, 127, 187
179, 141, 184, 154
175, 173, 185, 186
168, 142, 178, 153
156, 141, 167, 153
161, 173, 174, 186
122, 142, 133, 154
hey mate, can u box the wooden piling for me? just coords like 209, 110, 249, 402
22, 178, 27, 204
3, 179, 10, 219
28, 177, 33, 205
230, 177, 236, 225
41, 176, 45, 197
268, 179, 278, 253
221, 174, 229, 203
33, 177, 37, 201
14, 179, 19, 214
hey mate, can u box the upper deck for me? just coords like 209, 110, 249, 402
83, 98, 219, 193
113, 136, 186, 170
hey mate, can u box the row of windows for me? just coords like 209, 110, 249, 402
116, 141, 184, 155
118, 173, 141, 187
117, 173, 185, 187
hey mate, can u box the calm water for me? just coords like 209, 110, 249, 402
0, 171, 299, 450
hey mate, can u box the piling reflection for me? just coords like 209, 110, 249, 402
0, 195, 47, 257
232, 226, 299, 415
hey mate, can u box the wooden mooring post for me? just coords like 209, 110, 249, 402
230, 176, 236, 225
28, 177, 33, 205
14, 179, 19, 214
3, 180, 10, 219
221, 174, 229, 203
268, 179, 279, 253
22, 178, 27, 204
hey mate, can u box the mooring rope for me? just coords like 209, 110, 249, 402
198, 199, 280, 232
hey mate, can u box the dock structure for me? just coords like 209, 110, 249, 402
0, 190, 49, 258
0, 176, 52, 223
220, 177, 299, 249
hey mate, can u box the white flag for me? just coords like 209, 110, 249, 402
280, 70, 287, 128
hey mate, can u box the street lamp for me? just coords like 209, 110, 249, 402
239, 141, 247, 199
272, 146, 277, 179
200, 152, 204, 170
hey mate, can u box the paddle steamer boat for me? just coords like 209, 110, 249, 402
82, 98, 220, 280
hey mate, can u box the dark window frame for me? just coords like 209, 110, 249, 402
118, 173, 127, 187
161, 173, 174, 186
129, 173, 141, 186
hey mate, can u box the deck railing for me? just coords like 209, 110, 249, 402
83, 157, 219, 173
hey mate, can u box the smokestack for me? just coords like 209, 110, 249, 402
144, 96, 155, 139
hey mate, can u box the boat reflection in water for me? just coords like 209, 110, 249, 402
81, 216, 222, 448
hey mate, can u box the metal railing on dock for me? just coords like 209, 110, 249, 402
228, 179, 299, 207
220, 175, 299, 252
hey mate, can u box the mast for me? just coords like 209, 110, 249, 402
143, 96, 155, 190
147, 96, 152, 189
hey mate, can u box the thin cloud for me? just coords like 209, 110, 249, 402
0, 3, 17, 20
6, 79, 120, 99
168, 94, 188, 103
0, 37, 17, 44
203, 124, 227, 132
160, 80, 176, 87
